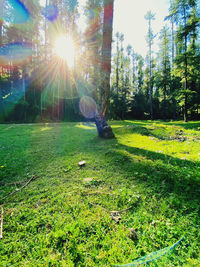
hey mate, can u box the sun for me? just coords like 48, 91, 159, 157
54, 35, 75, 67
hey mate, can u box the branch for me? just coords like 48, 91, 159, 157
0, 181, 25, 187
1, 175, 38, 203
88, 200, 108, 212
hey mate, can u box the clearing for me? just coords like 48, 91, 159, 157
0, 120, 200, 266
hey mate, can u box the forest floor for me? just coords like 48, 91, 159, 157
0, 120, 200, 266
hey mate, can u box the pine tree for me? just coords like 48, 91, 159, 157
145, 10, 155, 120
169, 0, 199, 121
157, 26, 171, 119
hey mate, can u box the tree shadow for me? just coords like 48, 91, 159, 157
166, 121, 200, 131
121, 120, 200, 131
69, 123, 200, 205
1, 122, 200, 208
114, 124, 186, 141
103, 139, 200, 204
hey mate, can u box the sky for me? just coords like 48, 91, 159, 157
113, 0, 170, 57
41, 0, 171, 57
78, 0, 170, 57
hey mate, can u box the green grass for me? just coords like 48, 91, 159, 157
0, 120, 200, 266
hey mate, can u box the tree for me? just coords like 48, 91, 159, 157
145, 10, 155, 120
94, 0, 115, 138
115, 32, 120, 97
169, 0, 199, 121
157, 26, 171, 119
131, 49, 137, 93
84, 0, 103, 100
110, 32, 123, 119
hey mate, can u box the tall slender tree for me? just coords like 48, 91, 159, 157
145, 10, 155, 120
115, 32, 120, 97
158, 26, 171, 119
95, 0, 115, 138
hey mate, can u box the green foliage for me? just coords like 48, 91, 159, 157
109, 1, 200, 121
0, 121, 200, 265
1, 0, 199, 122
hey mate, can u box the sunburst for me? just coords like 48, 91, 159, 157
54, 35, 75, 67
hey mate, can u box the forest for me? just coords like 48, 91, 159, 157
1, 1, 200, 265
0, 0, 199, 123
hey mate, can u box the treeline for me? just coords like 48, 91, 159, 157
0, 0, 200, 123
110, 1, 200, 121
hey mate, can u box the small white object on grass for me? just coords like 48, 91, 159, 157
79, 160, 86, 167
83, 178, 93, 183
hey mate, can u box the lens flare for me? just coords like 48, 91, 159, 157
1, 0, 30, 24
0, 42, 32, 63
42, 5, 59, 21
79, 96, 97, 119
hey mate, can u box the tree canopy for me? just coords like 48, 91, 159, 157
0, 0, 200, 123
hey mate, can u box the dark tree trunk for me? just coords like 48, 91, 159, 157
163, 84, 167, 120
97, 0, 115, 139
183, 8, 188, 123
184, 93, 188, 122
94, 113, 114, 138
101, 0, 114, 116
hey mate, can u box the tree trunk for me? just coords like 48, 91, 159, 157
163, 84, 166, 120
116, 33, 119, 97
96, 0, 115, 139
184, 93, 188, 122
145, 11, 155, 120
94, 113, 114, 138
183, 8, 188, 122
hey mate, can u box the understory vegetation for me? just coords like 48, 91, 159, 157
0, 121, 200, 266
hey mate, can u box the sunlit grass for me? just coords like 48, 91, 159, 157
75, 122, 96, 130
117, 122, 200, 161
40, 126, 52, 132
0, 121, 200, 266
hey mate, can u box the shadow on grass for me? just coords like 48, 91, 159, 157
102, 140, 200, 210
0, 123, 97, 196
1, 121, 200, 266
121, 120, 200, 131
114, 123, 188, 141
167, 121, 200, 131
80, 124, 200, 204
1, 122, 200, 207
67, 123, 200, 204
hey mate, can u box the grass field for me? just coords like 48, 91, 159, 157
0, 120, 200, 266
